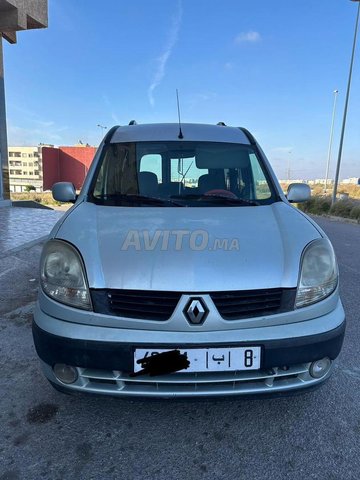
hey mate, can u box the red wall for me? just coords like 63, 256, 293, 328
43, 146, 97, 191
42, 147, 60, 191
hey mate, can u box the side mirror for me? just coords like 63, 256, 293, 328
287, 183, 311, 203
52, 182, 77, 203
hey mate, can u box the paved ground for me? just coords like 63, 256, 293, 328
0, 215, 359, 480
0, 207, 63, 256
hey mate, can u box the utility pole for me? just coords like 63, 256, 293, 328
332, 0, 360, 205
324, 90, 339, 194
287, 151, 292, 182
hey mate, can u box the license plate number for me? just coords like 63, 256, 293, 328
134, 347, 261, 373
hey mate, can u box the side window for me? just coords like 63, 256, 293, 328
93, 158, 106, 197
140, 154, 162, 183
93, 144, 137, 197
249, 153, 271, 199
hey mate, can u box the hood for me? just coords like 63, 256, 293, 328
55, 201, 321, 291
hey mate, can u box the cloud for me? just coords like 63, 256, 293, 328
187, 92, 217, 110
271, 147, 293, 154
102, 93, 111, 106
7, 104, 68, 144
148, 0, 183, 107
33, 120, 55, 128
111, 113, 120, 123
224, 62, 234, 70
7, 124, 68, 146
234, 31, 261, 44
9, 104, 55, 126
102, 94, 120, 125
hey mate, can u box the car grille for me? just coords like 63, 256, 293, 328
91, 289, 182, 321
211, 288, 295, 320
90, 288, 296, 321
51, 363, 330, 397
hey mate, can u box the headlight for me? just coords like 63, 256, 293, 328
40, 240, 92, 310
295, 239, 338, 308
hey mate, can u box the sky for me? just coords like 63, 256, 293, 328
3, 0, 360, 180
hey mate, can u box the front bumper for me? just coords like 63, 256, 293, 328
32, 301, 346, 398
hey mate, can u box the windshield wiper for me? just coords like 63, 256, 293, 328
170, 194, 260, 206
94, 194, 184, 207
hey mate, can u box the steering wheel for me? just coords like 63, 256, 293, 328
203, 189, 238, 199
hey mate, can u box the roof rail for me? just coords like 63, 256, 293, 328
238, 127, 256, 145
129, 120, 137, 125
217, 122, 226, 126
103, 125, 120, 144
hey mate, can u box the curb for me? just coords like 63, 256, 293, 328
0, 235, 48, 259
12, 200, 53, 210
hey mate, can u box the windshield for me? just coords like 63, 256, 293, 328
89, 141, 277, 207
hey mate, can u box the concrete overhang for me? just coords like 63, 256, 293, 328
0, 0, 48, 44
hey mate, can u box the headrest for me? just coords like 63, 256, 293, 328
138, 171, 158, 196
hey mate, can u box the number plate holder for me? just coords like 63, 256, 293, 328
134, 347, 261, 373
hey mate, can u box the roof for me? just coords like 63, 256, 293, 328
110, 123, 251, 145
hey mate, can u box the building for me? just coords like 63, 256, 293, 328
42, 145, 97, 191
0, 0, 48, 204
279, 179, 306, 185
7, 145, 51, 192
7, 144, 97, 192
341, 177, 360, 185
314, 179, 334, 185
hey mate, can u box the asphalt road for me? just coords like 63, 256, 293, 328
0, 216, 359, 480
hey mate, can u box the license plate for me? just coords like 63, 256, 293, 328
134, 347, 261, 373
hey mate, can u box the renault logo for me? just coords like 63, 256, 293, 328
183, 297, 209, 325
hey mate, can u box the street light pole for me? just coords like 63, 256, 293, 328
332, 0, 360, 205
324, 90, 339, 194
287, 150, 292, 182
97, 124, 107, 144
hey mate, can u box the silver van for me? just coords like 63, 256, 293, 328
32, 123, 345, 397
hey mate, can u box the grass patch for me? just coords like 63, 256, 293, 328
10, 192, 71, 207
329, 200, 354, 218
298, 196, 360, 222
349, 205, 360, 222
297, 196, 331, 215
